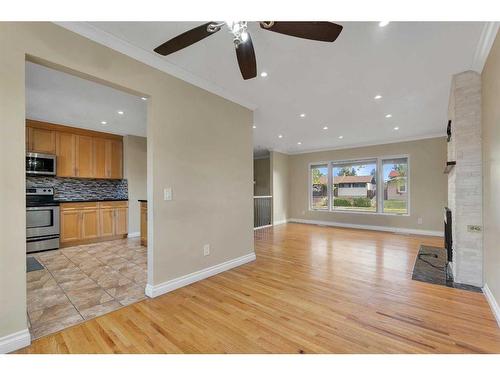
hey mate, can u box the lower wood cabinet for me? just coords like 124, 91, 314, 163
140, 201, 147, 247
60, 201, 128, 247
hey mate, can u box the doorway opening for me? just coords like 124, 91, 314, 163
25, 59, 150, 339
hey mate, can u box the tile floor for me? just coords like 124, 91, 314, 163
27, 238, 147, 339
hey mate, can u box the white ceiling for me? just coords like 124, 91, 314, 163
51, 22, 487, 155
26, 61, 147, 136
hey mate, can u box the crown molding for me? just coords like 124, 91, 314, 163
53, 22, 257, 111
472, 22, 500, 73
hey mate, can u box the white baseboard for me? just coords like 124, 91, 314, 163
273, 219, 288, 226
288, 218, 443, 237
0, 328, 31, 353
483, 284, 500, 327
127, 232, 140, 238
145, 252, 256, 298
254, 224, 272, 230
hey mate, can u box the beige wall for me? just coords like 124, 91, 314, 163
288, 137, 447, 232
0, 22, 254, 341
482, 31, 500, 302
270, 151, 289, 224
123, 135, 147, 234
253, 158, 270, 196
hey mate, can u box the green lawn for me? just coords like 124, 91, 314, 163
383, 199, 407, 214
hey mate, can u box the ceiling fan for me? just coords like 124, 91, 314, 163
153, 21, 343, 80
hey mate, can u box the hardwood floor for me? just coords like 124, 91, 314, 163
17, 223, 500, 353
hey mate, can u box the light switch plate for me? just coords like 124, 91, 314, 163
203, 244, 210, 256
164, 187, 172, 201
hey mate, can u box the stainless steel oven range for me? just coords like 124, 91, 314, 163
26, 187, 60, 253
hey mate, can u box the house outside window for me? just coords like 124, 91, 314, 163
309, 155, 409, 215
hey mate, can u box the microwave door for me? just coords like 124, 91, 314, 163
26, 153, 56, 176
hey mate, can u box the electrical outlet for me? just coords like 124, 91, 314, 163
203, 244, 210, 256
467, 225, 482, 233
164, 187, 172, 201
417, 217, 423, 225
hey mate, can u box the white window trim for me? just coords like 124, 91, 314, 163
308, 154, 410, 216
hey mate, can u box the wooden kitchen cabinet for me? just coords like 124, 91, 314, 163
56, 132, 76, 177
140, 201, 147, 247
60, 201, 128, 247
99, 208, 115, 237
93, 137, 108, 179
81, 208, 100, 240
107, 139, 123, 179
26, 119, 123, 179
28, 127, 56, 154
75, 135, 94, 178
115, 206, 128, 235
60, 210, 81, 243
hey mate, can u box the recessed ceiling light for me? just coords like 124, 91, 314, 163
117, 110, 124, 115
299, 113, 306, 118
100, 121, 107, 125
385, 114, 392, 118
141, 97, 147, 101
374, 95, 382, 100
323, 126, 329, 130
394, 126, 400, 130
252, 125, 256, 129
278, 134, 283, 139
260, 72, 268, 78
338, 135, 343, 139
379, 21, 390, 27
297, 141, 302, 145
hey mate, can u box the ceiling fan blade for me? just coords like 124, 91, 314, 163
235, 35, 257, 80
260, 21, 343, 42
154, 22, 220, 56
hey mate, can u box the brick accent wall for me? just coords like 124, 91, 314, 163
447, 71, 483, 287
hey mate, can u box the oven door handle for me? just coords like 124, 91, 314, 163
27, 206, 59, 211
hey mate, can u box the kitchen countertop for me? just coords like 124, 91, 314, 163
56, 198, 129, 203
138, 199, 147, 203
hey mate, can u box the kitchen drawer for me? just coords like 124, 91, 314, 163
99, 201, 128, 209
60, 202, 99, 210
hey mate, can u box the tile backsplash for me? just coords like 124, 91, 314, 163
26, 176, 128, 201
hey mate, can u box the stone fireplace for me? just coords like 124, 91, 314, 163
446, 70, 483, 287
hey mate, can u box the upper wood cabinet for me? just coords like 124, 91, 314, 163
107, 139, 123, 179
75, 135, 94, 178
56, 132, 76, 177
93, 137, 108, 179
26, 119, 123, 179
27, 126, 56, 154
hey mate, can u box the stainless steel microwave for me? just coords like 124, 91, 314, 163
26, 152, 57, 176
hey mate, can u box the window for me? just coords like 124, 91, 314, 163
382, 157, 408, 214
332, 160, 376, 212
309, 155, 409, 215
310, 164, 329, 210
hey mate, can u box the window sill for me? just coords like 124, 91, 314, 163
309, 208, 410, 217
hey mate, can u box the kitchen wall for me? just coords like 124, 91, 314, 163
482, 31, 500, 308
0, 22, 254, 349
287, 137, 447, 233
253, 157, 270, 196
123, 135, 147, 235
26, 176, 128, 201
270, 151, 290, 225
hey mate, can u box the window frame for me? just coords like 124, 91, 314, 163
308, 162, 330, 211
308, 154, 410, 216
